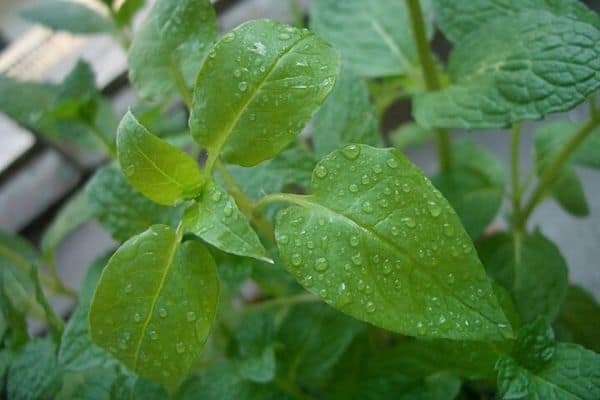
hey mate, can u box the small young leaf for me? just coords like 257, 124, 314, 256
390, 122, 436, 150
432, 140, 505, 239
496, 343, 600, 400
277, 303, 363, 385
58, 255, 117, 372
7, 338, 62, 400
20, 0, 116, 34
310, 0, 434, 78
433, 0, 600, 43
86, 164, 182, 242
89, 225, 219, 391
182, 180, 269, 262
225, 147, 316, 199
554, 285, 600, 353
189, 19, 339, 167
478, 231, 568, 324
275, 145, 512, 340
128, 0, 217, 100
41, 189, 92, 263
414, 11, 600, 129
117, 111, 204, 206
312, 67, 381, 156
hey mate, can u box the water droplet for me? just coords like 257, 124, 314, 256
279, 235, 289, 244
315, 165, 328, 178
447, 273, 455, 284
428, 201, 441, 217
383, 261, 392, 275
319, 288, 328, 298
391, 226, 400, 236
211, 191, 222, 202
291, 253, 302, 266
278, 32, 291, 40
373, 164, 383, 174
439, 315, 447, 324
315, 257, 328, 272
443, 224, 454, 237
386, 158, 399, 169
402, 217, 416, 228
341, 144, 361, 160
223, 202, 234, 217
351, 253, 362, 266
133, 313, 141, 323
362, 201, 373, 213
238, 81, 249, 92
402, 183, 411, 193
233, 69, 242, 78
176, 342, 185, 354
306, 240, 315, 249
349, 184, 359, 193
186, 311, 196, 322
223, 32, 235, 42
125, 283, 133, 294
349, 236, 359, 247
150, 331, 158, 341
304, 275, 314, 287
158, 308, 168, 318
366, 301, 376, 313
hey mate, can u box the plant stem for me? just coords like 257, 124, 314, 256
30, 265, 64, 338
255, 192, 313, 210
90, 124, 117, 158
405, 0, 452, 171
215, 160, 275, 241
518, 114, 600, 227
244, 292, 319, 313
510, 123, 522, 233
169, 61, 193, 109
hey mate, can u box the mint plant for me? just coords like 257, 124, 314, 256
1, 0, 599, 398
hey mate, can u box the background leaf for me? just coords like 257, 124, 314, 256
128, 0, 217, 100
275, 144, 511, 340
89, 225, 219, 391
310, 0, 434, 78
554, 285, 600, 353
415, 11, 600, 129
189, 19, 339, 166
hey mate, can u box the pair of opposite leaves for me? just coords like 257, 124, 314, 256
88, 19, 512, 392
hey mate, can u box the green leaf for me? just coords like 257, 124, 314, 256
55, 368, 119, 400
113, 0, 146, 27
225, 147, 316, 199
89, 225, 219, 391
512, 319, 556, 371
7, 338, 62, 400
277, 302, 363, 385
20, 0, 116, 34
0, 74, 59, 130
496, 343, 600, 400
182, 180, 269, 262
414, 11, 600, 129
232, 310, 276, 383
128, 0, 217, 100
177, 362, 289, 400
41, 189, 92, 263
554, 285, 600, 353
0, 291, 28, 349
433, 0, 600, 43
117, 111, 205, 206
310, 0, 434, 78
86, 163, 182, 242
189, 19, 339, 167
478, 231, 568, 324
58, 254, 117, 372
432, 140, 505, 239
51, 60, 98, 121
312, 67, 381, 156
275, 144, 512, 340
390, 122, 436, 150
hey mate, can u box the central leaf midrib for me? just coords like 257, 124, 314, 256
209, 33, 313, 158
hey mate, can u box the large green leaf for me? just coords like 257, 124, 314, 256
7, 338, 62, 400
554, 285, 600, 353
226, 147, 316, 199
414, 11, 600, 129
117, 111, 204, 206
310, 0, 433, 78
189, 19, 339, 167
182, 180, 269, 262
433, 0, 600, 43
128, 0, 217, 100
277, 303, 363, 385
20, 0, 116, 34
58, 255, 117, 372
312, 67, 381, 156
86, 164, 182, 242
89, 225, 219, 391
275, 144, 512, 340
41, 189, 92, 263
478, 231, 568, 324
433, 140, 505, 239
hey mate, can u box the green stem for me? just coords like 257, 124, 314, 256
405, 0, 452, 171
169, 61, 193, 109
215, 160, 275, 241
244, 292, 319, 313
90, 124, 117, 158
510, 123, 522, 233
30, 265, 64, 339
255, 193, 313, 210
518, 114, 600, 227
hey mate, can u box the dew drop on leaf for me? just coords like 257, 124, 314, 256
238, 81, 249, 92
349, 184, 359, 193
158, 308, 168, 318
315, 165, 328, 178
341, 144, 361, 160
291, 253, 302, 266
186, 311, 196, 322
176, 342, 186, 354
402, 217, 416, 228
315, 257, 329, 272
386, 158, 399, 169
